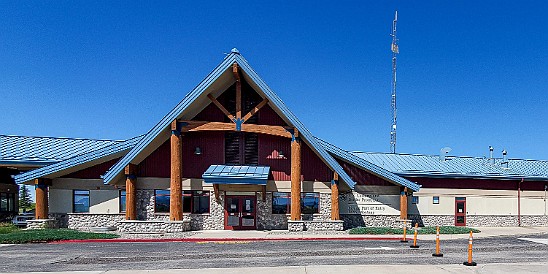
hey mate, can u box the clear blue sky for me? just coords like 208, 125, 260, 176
1, 1, 547, 160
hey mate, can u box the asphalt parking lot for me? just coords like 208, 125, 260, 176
1, 233, 548, 272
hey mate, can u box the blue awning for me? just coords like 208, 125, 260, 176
202, 165, 270, 185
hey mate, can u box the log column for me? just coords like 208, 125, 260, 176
124, 164, 137, 220
35, 178, 51, 219
400, 187, 408, 219
290, 134, 302, 221
331, 172, 340, 220
170, 120, 183, 221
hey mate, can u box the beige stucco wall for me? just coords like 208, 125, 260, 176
409, 188, 548, 216
48, 178, 548, 217
49, 189, 73, 213
49, 178, 121, 214
340, 185, 401, 216
48, 177, 333, 214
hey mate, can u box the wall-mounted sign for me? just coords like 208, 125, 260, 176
340, 192, 399, 215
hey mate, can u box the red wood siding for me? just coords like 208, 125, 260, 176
258, 135, 291, 181
62, 158, 120, 179
138, 140, 171, 178
138, 132, 225, 178
409, 177, 548, 191
193, 103, 225, 122
258, 105, 288, 126
258, 135, 332, 182
302, 143, 333, 182
337, 159, 394, 186
182, 132, 225, 178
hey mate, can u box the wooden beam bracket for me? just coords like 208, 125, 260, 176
207, 94, 236, 122
242, 98, 269, 123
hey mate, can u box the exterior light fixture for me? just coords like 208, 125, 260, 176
194, 147, 202, 155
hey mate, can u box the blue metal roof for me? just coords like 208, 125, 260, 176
315, 138, 421, 192
14, 135, 143, 184
352, 152, 548, 181
1, 135, 121, 166
203, 165, 270, 185
102, 49, 357, 189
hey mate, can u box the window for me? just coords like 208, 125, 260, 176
272, 192, 291, 214
154, 190, 170, 213
271, 192, 320, 214
73, 190, 90, 213
433, 196, 440, 204
155, 190, 210, 214
0, 193, 14, 212
119, 190, 126, 212
301, 193, 320, 214
183, 191, 210, 214
412, 196, 419, 204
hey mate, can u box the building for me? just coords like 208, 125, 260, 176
11, 49, 548, 231
0, 135, 123, 220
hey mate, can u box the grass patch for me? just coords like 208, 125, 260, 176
0, 229, 119, 244
349, 226, 481, 235
0, 223, 19, 234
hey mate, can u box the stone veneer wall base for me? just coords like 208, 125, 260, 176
117, 220, 191, 233
287, 220, 344, 232
67, 213, 125, 231
26, 219, 56, 229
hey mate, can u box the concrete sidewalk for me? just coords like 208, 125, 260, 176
183, 226, 548, 241
6, 263, 548, 274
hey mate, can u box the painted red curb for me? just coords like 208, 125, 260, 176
52, 237, 402, 244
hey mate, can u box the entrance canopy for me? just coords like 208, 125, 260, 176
202, 165, 270, 185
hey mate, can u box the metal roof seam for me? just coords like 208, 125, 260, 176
14, 136, 143, 184
315, 137, 420, 191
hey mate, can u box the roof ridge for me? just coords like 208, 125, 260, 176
0, 134, 125, 143
351, 150, 548, 162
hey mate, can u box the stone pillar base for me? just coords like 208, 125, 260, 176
26, 219, 56, 230
288, 220, 344, 232
288, 220, 305, 232
117, 220, 191, 233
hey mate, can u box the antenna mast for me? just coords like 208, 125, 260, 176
390, 11, 399, 153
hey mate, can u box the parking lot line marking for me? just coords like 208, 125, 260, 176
518, 238, 548, 245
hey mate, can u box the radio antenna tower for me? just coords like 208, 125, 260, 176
390, 10, 399, 154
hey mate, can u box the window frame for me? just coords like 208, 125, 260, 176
119, 190, 126, 213
271, 192, 320, 215
155, 190, 211, 214
412, 195, 419, 204
154, 189, 170, 213
73, 189, 90, 213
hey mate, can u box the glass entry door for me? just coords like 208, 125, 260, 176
455, 197, 466, 226
225, 195, 257, 230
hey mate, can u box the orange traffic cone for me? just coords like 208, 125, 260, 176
410, 222, 420, 248
432, 226, 443, 257
400, 220, 408, 243
463, 230, 477, 266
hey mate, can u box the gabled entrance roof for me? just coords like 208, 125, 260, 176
101, 49, 419, 191
203, 165, 270, 185
102, 49, 357, 188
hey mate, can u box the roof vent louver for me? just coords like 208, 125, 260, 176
439, 147, 452, 161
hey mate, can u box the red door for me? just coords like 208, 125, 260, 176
224, 195, 257, 230
455, 197, 466, 226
